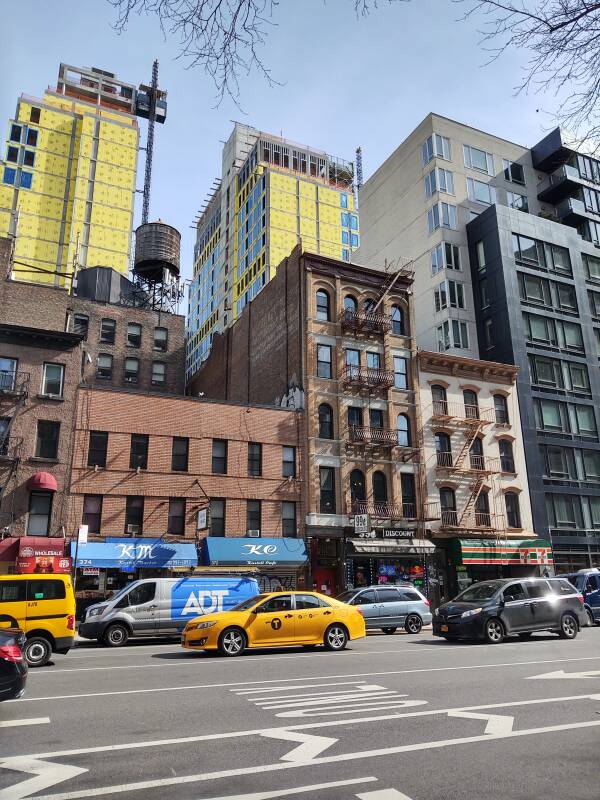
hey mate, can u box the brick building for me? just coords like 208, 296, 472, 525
188, 247, 431, 595
67, 387, 304, 593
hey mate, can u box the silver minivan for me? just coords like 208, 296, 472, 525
336, 585, 432, 634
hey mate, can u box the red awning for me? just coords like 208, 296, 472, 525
27, 472, 58, 492
18, 537, 65, 557
0, 537, 19, 561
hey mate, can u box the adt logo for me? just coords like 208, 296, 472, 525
181, 590, 229, 616
242, 544, 277, 556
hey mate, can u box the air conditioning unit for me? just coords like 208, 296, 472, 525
247, 530, 261, 538
126, 524, 141, 535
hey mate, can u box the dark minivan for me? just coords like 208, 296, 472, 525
562, 569, 600, 626
433, 578, 587, 643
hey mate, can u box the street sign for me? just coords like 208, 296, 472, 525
78, 525, 88, 544
82, 567, 99, 576
197, 508, 208, 530
354, 514, 370, 535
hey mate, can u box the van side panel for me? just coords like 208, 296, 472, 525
168, 577, 260, 631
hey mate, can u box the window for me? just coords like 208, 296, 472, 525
246, 500, 261, 534
316, 289, 330, 321
83, 495, 102, 534
282, 502, 296, 536
484, 318, 494, 349
124, 358, 139, 384
536, 399, 566, 432
421, 133, 451, 165
432, 384, 448, 415
27, 491, 52, 536
519, 273, 550, 306
23, 150, 35, 168
435, 279, 464, 311
348, 406, 363, 428
129, 434, 149, 470
499, 440, 515, 473
369, 408, 384, 428
397, 414, 411, 447
463, 390, 479, 419
35, 421, 60, 459
318, 404, 333, 439
463, 144, 494, 175
125, 496, 144, 534
424, 167, 454, 197
88, 431, 108, 468
435, 431, 452, 466
0, 581, 26, 602
502, 159, 525, 185
317, 345, 332, 379
73, 314, 89, 338
26, 128, 38, 147
391, 305, 404, 335
353, 590, 377, 605
366, 352, 380, 370
212, 439, 227, 474
6, 146, 18, 163
445, 243, 461, 270
505, 492, 521, 528
494, 394, 509, 425
341, 248, 350, 262
350, 469, 366, 504
573, 404, 597, 437
440, 487, 457, 526
467, 177, 496, 204
153, 327, 168, 352
100, 319, 116, 344
340, 193, 348, 208
127, 323, 142, 348
9, 124, 22, 142
557, 283, 577, 313
434, 281, 447, 312
41, 363, 64, 397
319, 466, 336, 513
168, 498, 186, 535
96, 354, 113, 380
427, 202, 457, 232
507, 191, 528, 212
476, 241, 486, 273
344, 295, 357, 312
151, 362, 166, 386
393, 356, 407, 389
172, 437, 189, 471
584, 254, 600, 283
209, 499, 225, 536
248, 442, 262, 476
3, 167, 16, 185
19, 171, 32, 189
257, 595, 292, 613
480, 278, 490, 309
30, 107, 41, 124
0, 357, 16, 391
589, 290, 600, 319
437, 320, 469, 350
349, 214, 358, 230
282, 446, 296, 478
373, 471, 387, 503
529, 355, 563, 389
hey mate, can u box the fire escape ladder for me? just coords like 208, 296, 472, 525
453, 420, 482, 470
459, 475, 485, 526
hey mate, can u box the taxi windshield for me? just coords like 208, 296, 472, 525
231, 594, 266, 611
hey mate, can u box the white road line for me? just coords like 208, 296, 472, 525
17, 654, 600, 701
357, 791, 414, 800
29, 719, 600, 800
233, 681, 369, 695
447, 710, 514, 735
0, 757, 87, 800
260, 729, 339, 762
527, 669, 600, 680
16, 692, 600, 761
0, 717, 50, 729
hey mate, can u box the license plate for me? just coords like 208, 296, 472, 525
441, 624, 448, 632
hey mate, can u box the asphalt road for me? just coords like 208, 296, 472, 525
1, 626, 600, 800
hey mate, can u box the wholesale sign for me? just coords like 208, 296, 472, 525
16, 539, 70, 574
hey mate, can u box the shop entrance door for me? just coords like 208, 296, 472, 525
313, 567, 336, 597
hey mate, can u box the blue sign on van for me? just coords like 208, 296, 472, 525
170, 576, 259, 620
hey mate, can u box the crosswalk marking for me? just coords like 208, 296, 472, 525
357, 791, 414, 800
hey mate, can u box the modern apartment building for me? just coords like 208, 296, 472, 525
358, 115, 600, 569
0, 64, 162, 287
186, 124, 359, 380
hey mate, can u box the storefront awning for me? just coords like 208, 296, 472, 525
27, 471, 58, 492
348, 538, 436, 555
202, 537, 308, 567
449, 538, 553, 566
70, 538, 198, 569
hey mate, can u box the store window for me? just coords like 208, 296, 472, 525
209, 499, 225, 536
318, 404, 333, 439
27, 491, 53, 535
168, 498, 186, 535
83, 495, 102, 534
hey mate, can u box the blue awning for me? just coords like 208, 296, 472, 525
71, 538, 198, 569
202, 537, 307, 567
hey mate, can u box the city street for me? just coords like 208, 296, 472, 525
1, 628, 600, 800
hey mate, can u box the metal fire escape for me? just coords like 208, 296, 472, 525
0, 368, 29, 533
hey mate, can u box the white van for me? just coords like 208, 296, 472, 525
78, 576, 260, 646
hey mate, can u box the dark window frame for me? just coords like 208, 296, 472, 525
212, 439, 228, 474
100, 318, 116, 344
87, 431, 108, 468
248, 442, 262, 477
125, 496, 144, 534
282, 445, 296, 478
168, 498, 186, 535
126, 322, 142, 348
35, 420, 60, 460
82, 494, 102, 534
129, 433, 149, 470
171, 437, 189, 471
246, 500, 261, 534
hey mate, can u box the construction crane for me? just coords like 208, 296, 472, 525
136, 60, 168, 224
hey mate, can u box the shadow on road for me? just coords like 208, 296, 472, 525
151, 645, 363, 660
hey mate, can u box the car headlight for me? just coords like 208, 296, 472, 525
461, 607, 482, 619
86, 607, 104, 619
188, 620, 217, 631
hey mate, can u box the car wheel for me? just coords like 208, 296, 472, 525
484, 618, 504, 644
24, 636, 52, 667
103, 624, 129, 648
558, 613, 578, 640
218, 627, 246, 657
404, 614, 422, 634
518, 632, 532, 640
324, 624, 348, 651
382, 627, 397, 635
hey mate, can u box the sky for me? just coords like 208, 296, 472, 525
0, 0, 562, 283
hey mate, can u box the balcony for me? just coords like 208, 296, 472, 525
425, 504, 500, 530
430, 402, 495, 425
352, 500, 417, 520
348, 425, 399, 447
435, 452, 502, 474
0, 371, 29, 397
537, 164, 582, 204
340, 309, 391, 335
555, 196, 598, 227
343, 365, 395, 390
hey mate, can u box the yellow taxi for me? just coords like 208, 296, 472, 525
181, 590, 366, 656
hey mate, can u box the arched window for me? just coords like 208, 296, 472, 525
463, 389, 479, 419
397, 413, 411, 447
499, 440, 515, 473
350, 469, 366, 506
439, 488, 457, 527
494, 394, 509, 425
391, 305, 405, 335
475, 491, 491, 527
469, 436, 484, 471
432, 384, 448, 416
505, 492, 521, 528
316, 289, 330, 321
318, 403, 333, 439
344, 295, 358, 312
435, 431, 452, 467
373, 471, 388, 503
364, 298, 376, 313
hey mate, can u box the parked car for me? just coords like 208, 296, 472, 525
562, 569, 600, 626
0, 627, 27, 700
0, 574, 75, 667
336, 584, 432, 634
182, 591, 365, 656
79, 577, 261, 646
433, 577, 587, 643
